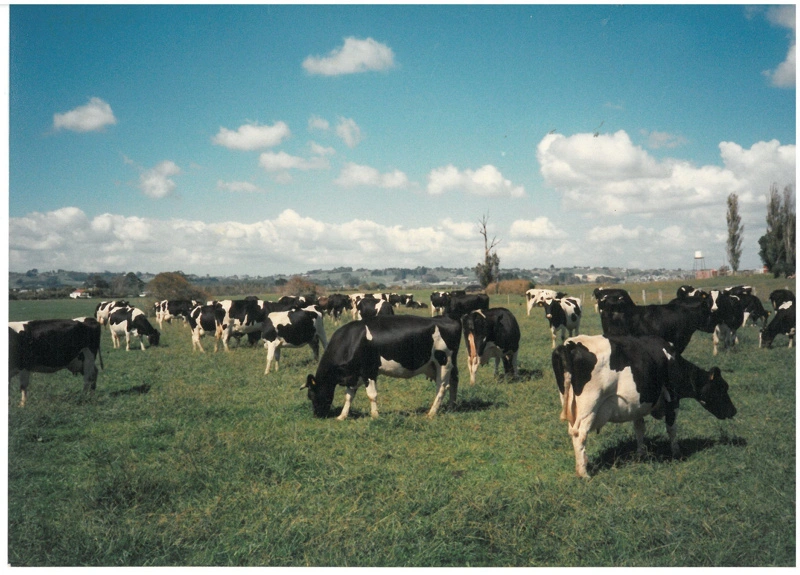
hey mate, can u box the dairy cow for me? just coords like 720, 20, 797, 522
262, 308, 328, 374
108, 306, 160, 351
526, 288, 565, 315
430, 292, 451, 317
95, 300, 130, 326
187, 303, 226, 352
738, 293, 770, 328
552, 334, 737, 477
302, 315, 461, 420
769, 289, 795, 311
445, 293, 489, 320
356, 296, 394, 320
760, 301, 796, 349
216, 299, 267, 351
462, 308, 520, 385
542, 297, 582, 349
154, 299, 196, 329
9, 318, 103, 407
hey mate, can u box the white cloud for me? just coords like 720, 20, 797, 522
53, 97, 116, 132
308, 115, 330, 132
641, 130, 688, 150
258, 151, 330, 172
217, 180, 263, 193
536, 130, 795, 216
334, 163, 409, 189
303, 37, 395, 76
509, 217, 568, 240
336, 117, 363, 148
139, 161, 181, 199
9, 208, 489, 275
212, 121, 291, 151
764, 5, 796, 88
427, 164, 525, 197
309, 141, 336, 156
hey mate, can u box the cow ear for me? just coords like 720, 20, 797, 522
301, 374, 316, 390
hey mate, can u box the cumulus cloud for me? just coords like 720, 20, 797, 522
217, 180, 263, 193
334, 163, 409, 189
303, 37, 396, 76
336, 117, 363, 148
212, 121, 291, 151
53, 97, 116, 132
139, 161, 181, 198
536, 130, 795, 216
427, 164, 525, 197
308, 115, 330, 132
763, 5, 796, 88
258, 151, 330, 173
9, 208, 488, 275
509, 217, 568, 240
641, 130, 688, 150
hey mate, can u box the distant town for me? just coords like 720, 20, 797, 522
10, 263, 764, 300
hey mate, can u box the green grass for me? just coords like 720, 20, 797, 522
7, 276, 796, 566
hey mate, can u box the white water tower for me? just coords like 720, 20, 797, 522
694, 251, 706, 272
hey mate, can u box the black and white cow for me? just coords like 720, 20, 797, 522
108, 306, 160, 351
187, 303, 226, 352
445, 293, 490, 320
215, 299, 267, 351
325, 293, 353, 324
676, 285, 709, 300
430, 292, 451, 317
738, 293, 770, 328
760, 301, 795, 349
154, 299, 196, 329
708, 290, 745, 356
769, 289, 795, 311
593, 288, 634, 314
95, 300, 130, 326
552, 334, 737, 477
262, 308, 328, 374
527, 288, 565, 315
9, 317, 103, 407
302, 315, 462, 420
462, 308, 521, 385
600, 297, 712, 355
542, 297, 582, 349
356, 296, 394, 320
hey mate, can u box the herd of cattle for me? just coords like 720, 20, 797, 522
8, 284, 796, 476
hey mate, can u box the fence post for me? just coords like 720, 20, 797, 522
642, 290, 647, 304
659, 289, 663, 304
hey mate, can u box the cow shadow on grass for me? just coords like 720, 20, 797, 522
330, 398, 501, 420
110, 383, 152, 397
590, 433, 748, 475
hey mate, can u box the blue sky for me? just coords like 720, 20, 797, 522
8, 4, 796, 276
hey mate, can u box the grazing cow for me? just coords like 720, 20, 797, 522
108, 306, 160, 351
95, 300, 130, 326
769, 289, 795, 311
216, 299, 267, 351
430, 292, 451, 317
262, 309, 328, 374
187, 303, 226, 352
9, 318, 103, 407
325, 293, 352, 324
154, 299, 195, 329
356, 296, 394, 320
723, 285, 754, 298
399, 294, 415, 306
600, 297, 712, 355
302, 315, 462, 420
760, 301, 796, 349
405, 300, 428, 310
462, 308, 520, 385
542, 297, 582, 349
527, 289, 565, 315
708, 290, 744, 356
445, 293, 490, 320
552, 334, 737, 477
738, 293, 770, 328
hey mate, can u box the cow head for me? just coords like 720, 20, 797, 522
695, 367, 736, 419
148, 330, 161, 346
302, 374, 335, 418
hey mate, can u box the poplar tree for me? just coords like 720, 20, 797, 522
726, 193, 743, 272
758, 183, 796, 277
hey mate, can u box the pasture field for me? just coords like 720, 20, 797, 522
7, 276, 796, 566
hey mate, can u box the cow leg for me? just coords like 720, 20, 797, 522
18, 370, 30, 407
666, 411, 681, 457
110, 331, 120, 349
309, 338, 320, 362
571, 428, 590, 478
192, 330, 205, 353
633, 418, 647, 457
83, 351, 99, 392
337, 386, 358, 421
139, 334, 146, 351
365, 378, 379, 418
264, 341, 279, 374
427, 363, 452, 418
125, 332, 132, 351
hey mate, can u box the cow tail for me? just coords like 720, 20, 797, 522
98, 347, 104, 370
552, 346, 577, 428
